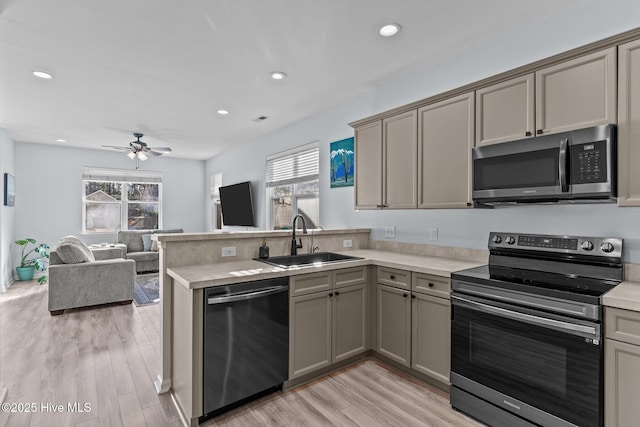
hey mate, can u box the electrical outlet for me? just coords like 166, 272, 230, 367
221, 246, 236, 257
429, 228, 438, 241
343, 239, 353, 248
384, 225, 396, 238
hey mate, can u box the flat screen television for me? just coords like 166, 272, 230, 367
219, 181, 256, 226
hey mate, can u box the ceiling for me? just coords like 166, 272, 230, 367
0, 0, 578, 160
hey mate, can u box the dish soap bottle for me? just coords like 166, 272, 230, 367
259, 240, 270, 259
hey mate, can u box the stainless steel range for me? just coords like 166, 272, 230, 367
451, 232, 623, 427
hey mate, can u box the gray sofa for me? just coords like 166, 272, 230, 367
117, 229, 183, 273
48, 236, 135, 315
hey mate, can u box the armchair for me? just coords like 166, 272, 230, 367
48, 236, 135, 315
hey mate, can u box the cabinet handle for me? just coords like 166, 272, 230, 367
428, 282, 434, 288
403, 293, 408, 298
390, 275, 396, 280
334, 291, 340, 296
537, 129, 544, 135
329, 293, 333, 297
525, 131, 532, 136
382, 204, 389, 208
411, 295, 416, 299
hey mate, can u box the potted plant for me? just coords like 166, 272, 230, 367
15, 238, 49, 284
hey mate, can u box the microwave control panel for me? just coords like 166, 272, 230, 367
571, 140, 607, 184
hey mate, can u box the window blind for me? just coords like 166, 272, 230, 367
266, 144, 319, 187
82, 167, 163, 183
210, 171, 222, 197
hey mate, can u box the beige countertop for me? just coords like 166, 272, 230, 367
603, 280, 640, 312
167, 249, 484, 290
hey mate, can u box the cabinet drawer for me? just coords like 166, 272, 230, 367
412, 273, 450, 299
377, 267, 410, 290
290, 271, 332, 296
606, 307, 640, 346
334, 266, 368, 289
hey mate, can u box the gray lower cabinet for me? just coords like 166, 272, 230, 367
289, 290, 332, 379
376, 283, 411, 367
332, 283, 368, 363
605, 307, 640, 426
289, 267, 368, 380
411, 292, 450, 384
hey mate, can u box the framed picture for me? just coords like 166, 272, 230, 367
330, 137, 354, 188
4, 173, 15, 206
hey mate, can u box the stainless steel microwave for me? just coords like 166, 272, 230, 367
472, 124, 616, 205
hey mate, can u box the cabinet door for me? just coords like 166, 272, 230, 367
418, 92, 474, 208
354, 120, 383, 209
383, 110, 417, 208
605, 339, 640, 427
536, 47, 616, 135
475, 73, 535, 146
332, 283, 368, 362
617, 39, 640, 206
411, 293, 451, 384
289, 291, 332, 379
376, 284, 411, 367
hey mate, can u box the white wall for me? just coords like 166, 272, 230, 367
0, 129, 16, 291
14, 142, 207, 270
206, 0, 640, 263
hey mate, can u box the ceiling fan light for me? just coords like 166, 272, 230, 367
127, 151, 136, 159
138, 152, 148, 161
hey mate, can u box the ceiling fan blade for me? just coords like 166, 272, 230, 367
101, 145, 132, 150
146, 150, 164, 156
149, 147, 172, 153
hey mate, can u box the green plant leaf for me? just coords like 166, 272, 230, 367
37, 276, 47, 285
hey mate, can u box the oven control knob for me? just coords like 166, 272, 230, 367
492, 235, 502, 244
581, 241, 594, 251
601, 242, 615, 253
505, 236, 515, 245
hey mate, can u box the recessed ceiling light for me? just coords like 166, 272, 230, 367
270, 71, 287, 80
32, 70, 53, 79
217, 109, 229, 115
378, 24, 401, 37
56, 139, 66, 143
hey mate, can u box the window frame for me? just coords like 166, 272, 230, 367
81, 168, 163, 235
265, 142, 319, 230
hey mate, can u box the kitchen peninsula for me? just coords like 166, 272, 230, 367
152, 229, 485, 426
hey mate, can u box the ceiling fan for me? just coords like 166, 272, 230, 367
102, 133, 172, 162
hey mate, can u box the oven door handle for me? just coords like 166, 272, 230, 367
452, 295, 599, 339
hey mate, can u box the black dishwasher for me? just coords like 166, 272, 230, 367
201, 277, 289, 420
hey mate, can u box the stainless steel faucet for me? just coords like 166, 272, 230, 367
291, 214, 307, 255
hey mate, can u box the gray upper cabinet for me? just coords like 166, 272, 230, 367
418, 92, 474, 209
535, 47, 617, 135
617, 39, 640, 206
354, 120, 383, 209
475, 73, 535, 147
354, 110, 417, 209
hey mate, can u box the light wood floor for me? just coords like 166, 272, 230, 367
0, 280, 482, 427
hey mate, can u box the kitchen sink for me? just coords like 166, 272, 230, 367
255, 252, 362, 268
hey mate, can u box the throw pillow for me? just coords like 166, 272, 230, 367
56, 236, 96, 264
151, 240, 159, 252
142, 234, 152, 251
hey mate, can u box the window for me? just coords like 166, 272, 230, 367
209, 171, 222, 230
266, 143, 319, 230
82, 167, 162, 233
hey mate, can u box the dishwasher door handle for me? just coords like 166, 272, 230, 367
207, 285, 288, 305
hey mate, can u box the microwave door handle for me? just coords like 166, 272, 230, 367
559, 138, 569, 193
